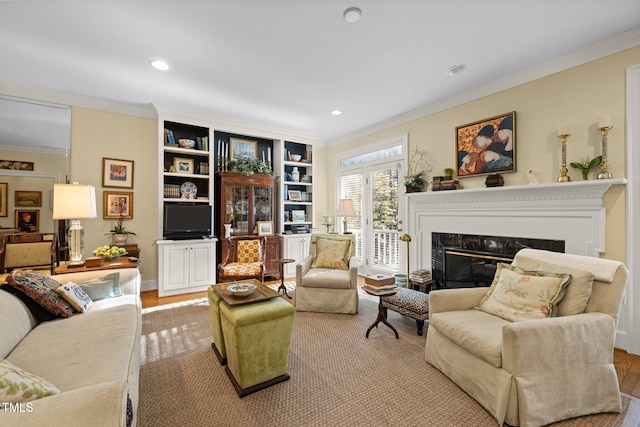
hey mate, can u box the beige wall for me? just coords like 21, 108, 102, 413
326, 47, 640, 263
70, 108, 157, 281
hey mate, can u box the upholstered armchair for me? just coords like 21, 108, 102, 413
295, 233, 358, 314
0, 233, 57, 274
218, 235, 266, 283
425, 248, 629, 427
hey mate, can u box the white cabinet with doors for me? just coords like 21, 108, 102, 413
281, 234, 311, 277
157, 239, 217, 296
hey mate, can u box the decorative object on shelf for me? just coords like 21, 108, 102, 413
404, 147, 433, 193
557, 125, 571, 182
527, 170, 539, 184
53, 183, 97, 267
180, 181, 198, 199
15, 191, 42, 207
337, 199, 356, 234
570, 156, 602, 180
290, 154, 302, 162
178, 138, 196, 149
235, 199, 248, 215
399, 233, 412, 280
393, 273, 408, 288
102, 157, 134, 189
257, 221, 273, 236
230, 137, 257, 161
0, 182, 7, 217
456, 112, 515, 177
291, 210, 306, 222
227, 157, 272, 175
217, 139, 229, 171
485, 174, 504, 187
173, 157, 194, 174
322, 215, 334, 233
224, 224, 232, 238
292, 167, 300, 182
287, 190, 302, 201
597, 114, 613, 180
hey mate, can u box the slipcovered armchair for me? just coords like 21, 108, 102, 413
425, 248, 629, 427
218, 235, 266, 283
295, 233, 358, 314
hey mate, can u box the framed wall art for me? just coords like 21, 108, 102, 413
257, 221, 273, 236
102, 157, 134, 188
173, 157, 194, 174
456, 111, 516, 177
0, 183, 7, 217
15, 209, 39, 232
15, 191, 42, 207
230, 137, 258, 160
0, 160, 33, 171
103, 191, 133, 219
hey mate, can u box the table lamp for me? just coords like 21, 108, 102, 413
53, 183, 97, 267
337, 199, 356, 234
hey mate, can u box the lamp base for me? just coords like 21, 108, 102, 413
66, 260, 86, 268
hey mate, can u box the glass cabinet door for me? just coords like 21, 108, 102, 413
225, 184, 250, 234
253, 185, 273, 231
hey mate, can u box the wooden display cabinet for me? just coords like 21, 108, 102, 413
215, 171, 280, 279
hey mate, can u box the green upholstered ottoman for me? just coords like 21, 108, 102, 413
207, 286, 227, 365
220, 297, 295, 397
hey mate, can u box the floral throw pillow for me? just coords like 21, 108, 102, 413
311, 238, 350, 270
476, 263, 572, 322
6, 270, 75, 318
0, 358, 60, 403
55, 283, 94, 313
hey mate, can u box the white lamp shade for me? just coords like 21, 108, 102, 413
52, 183, 97, 219
337, 199, 357, 217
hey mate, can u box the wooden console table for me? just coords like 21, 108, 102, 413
53, 256, 138, 275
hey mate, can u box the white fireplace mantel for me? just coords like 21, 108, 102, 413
406, 178, 627, 269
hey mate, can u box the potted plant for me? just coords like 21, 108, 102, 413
570, 156, 602, 180
404, 148, 433, 193
106, 215, 136, 245
227, 158, 273, 175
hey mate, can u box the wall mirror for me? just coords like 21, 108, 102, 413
0, 95, 70, 235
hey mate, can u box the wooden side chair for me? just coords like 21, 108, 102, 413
218, 235, 266, 283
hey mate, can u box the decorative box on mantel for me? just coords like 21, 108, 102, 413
405, 179, 627, 267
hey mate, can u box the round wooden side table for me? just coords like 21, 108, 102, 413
270, 258, 295, 299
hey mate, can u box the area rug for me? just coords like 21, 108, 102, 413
138, 292, 640, 427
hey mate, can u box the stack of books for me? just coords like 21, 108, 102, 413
432, 176, 463, 191
410, 269, 432, 284
363, 283, 400, 295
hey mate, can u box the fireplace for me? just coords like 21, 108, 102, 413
431, 232, 564, 289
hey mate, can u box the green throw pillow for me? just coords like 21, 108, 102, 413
74, 272, 121, 301
311, 238, 350, 270
0, 359, 60, 403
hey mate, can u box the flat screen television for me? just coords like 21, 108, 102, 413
163, 203, 212, 240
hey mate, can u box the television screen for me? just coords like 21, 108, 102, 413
164, 204, 211, 239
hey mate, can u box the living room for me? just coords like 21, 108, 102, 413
1, 2, 639, 426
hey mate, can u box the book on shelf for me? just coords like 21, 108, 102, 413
363, 284, 399, 295
164, 129, 176, 145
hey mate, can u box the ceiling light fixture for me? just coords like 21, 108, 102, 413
150, 60, 170, 71
447, 64, 466, 76
343, 7, 362, 23
331, 110, 343, 116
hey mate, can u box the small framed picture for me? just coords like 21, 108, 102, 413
15, 209, 39, 232
0, 183, 7, 217
287, 190, 302, 201
173, 157, 194, 174
102, 157, 134, 188
257, 221, 273, 236
230, 137, 258, 160
292, 210, 306, 222
103, 191, 133, 219
15, 191, 42, 207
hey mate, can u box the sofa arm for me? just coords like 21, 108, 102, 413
53, 268, 141, 296
428, 287, 488, 314
2, 381, 130, 427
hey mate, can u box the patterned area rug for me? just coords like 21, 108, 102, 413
138, 290, 640, 427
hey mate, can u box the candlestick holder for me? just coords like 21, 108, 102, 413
597, 126, 613, 180
557, 133, 571, 182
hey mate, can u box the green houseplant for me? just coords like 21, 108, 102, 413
227, 158, 273, 175
106, 215, 136, 245
570, 156, 602, 180
404, 148, 433, 193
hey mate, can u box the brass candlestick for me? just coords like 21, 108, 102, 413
597, 126, 613, 180
557, 133, 571, 182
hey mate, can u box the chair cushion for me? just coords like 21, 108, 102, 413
222, 262, 262, 277
236, 240, 261, 263
476, 263, 571, 322
311, 238, 350, 270
302, 268, 352, 289
431, 310, 510, 368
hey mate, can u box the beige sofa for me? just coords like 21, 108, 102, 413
0, 268, 141, 427
425, 249, 628, 427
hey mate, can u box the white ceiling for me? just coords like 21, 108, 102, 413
0, 1, 639, 145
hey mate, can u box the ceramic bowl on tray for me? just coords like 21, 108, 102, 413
227, 283, 257, 298
178, 139, 196, 149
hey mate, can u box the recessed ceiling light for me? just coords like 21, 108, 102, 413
447, 64, 466, 76
331, 110, 343, 116
343, 7, 361, 23
150, 60, 170, 71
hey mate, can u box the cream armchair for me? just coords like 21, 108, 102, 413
295, 234, 358, 314
425, 248, 628, 427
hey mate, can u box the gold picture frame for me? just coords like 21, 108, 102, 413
15, 190, 42, 207
103, 191, 133, 219
230, 137, 258, 160
102, 157, 134, 188
0, 183, 7, 217
173, 157, 194, 174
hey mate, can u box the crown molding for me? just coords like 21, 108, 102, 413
329, 27, 640, 146
0, 143, 68, 156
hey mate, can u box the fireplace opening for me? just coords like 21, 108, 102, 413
432, 233, 565, 289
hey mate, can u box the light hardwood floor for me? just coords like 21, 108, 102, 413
141, 285, 640, 399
